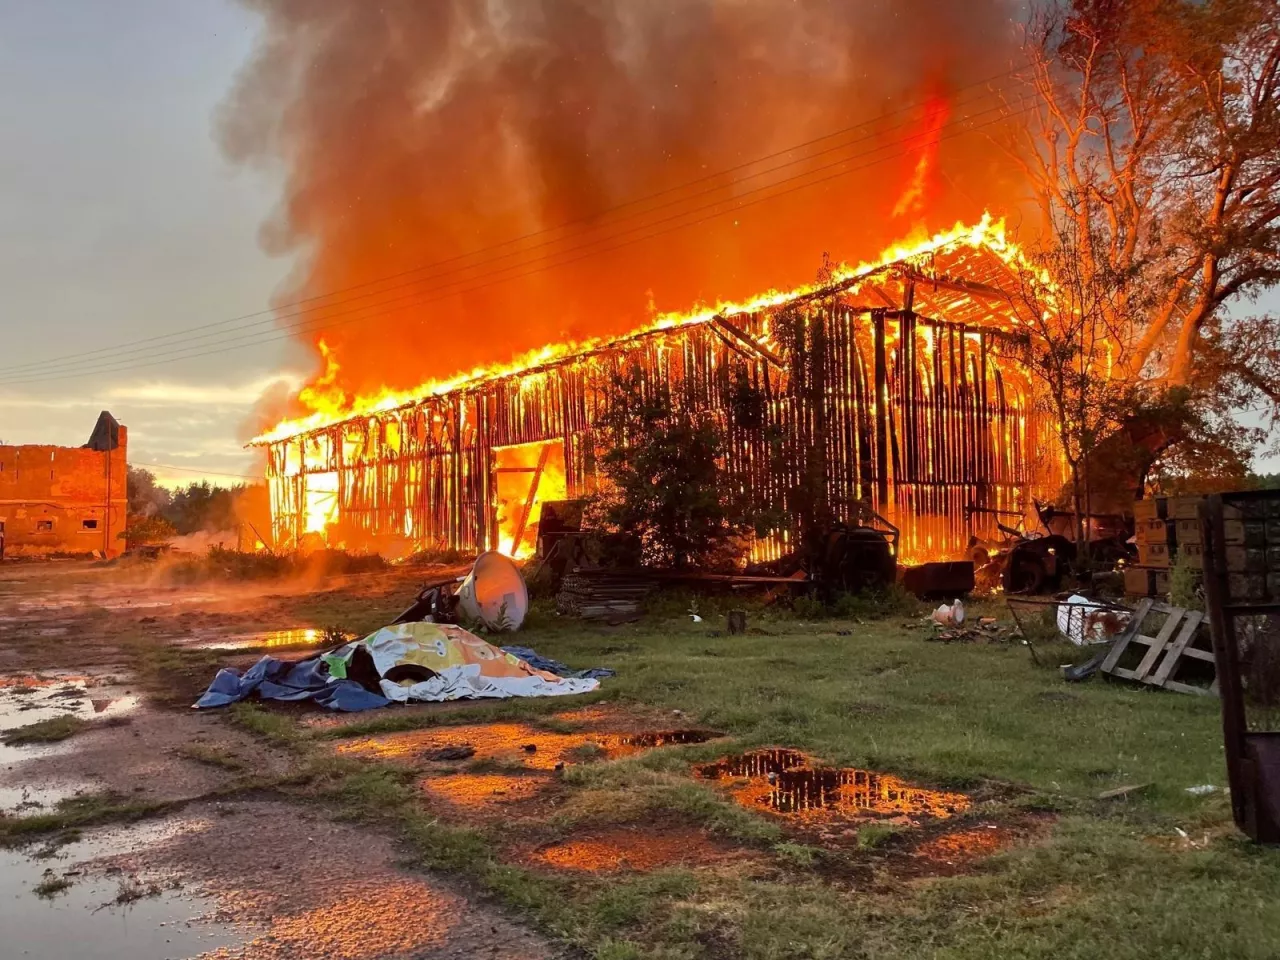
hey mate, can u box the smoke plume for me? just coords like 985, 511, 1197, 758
221, 0, 1025, 413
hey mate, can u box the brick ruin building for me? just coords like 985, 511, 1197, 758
255, 225, 1067, 565
0, 412, 128, 559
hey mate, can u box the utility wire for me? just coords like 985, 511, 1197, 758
5, 67, 1026, 376
2, 99, 1037, 388
1, 95, 1035, 386
130, 460, 260, 480
5, 79, 1022, 379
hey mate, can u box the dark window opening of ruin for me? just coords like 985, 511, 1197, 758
82, 519, 99, 530
35, 520, 54, 532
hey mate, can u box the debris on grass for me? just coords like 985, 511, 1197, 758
1097, 783, 1152, 801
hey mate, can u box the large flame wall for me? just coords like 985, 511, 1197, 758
263, 297, 1053, 563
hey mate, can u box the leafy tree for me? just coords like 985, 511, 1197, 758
1015, 0, 1280, 388
127, 466, 265, 539
166, 481, 241, 535
121, 514, 177, 547
587, 368, 764, 569
126, 467, 172, 518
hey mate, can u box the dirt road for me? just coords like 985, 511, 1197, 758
0, 559, 556, 960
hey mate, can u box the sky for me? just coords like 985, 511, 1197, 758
0, 0, 302, 487
0, 0, 1274, 489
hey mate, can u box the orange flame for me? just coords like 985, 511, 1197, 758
891, 89, 950, 221
254, 213, 1036, 446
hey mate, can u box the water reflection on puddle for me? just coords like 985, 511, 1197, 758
697, 749, 969, 823
0, 823, 250, 960
185, 628, 328, 651
0, 673, 137, 733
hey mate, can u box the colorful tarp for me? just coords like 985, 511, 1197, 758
360, 622, 599, 702
194, 621, 599, 711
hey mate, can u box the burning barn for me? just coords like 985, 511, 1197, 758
253, 219, 1065, 565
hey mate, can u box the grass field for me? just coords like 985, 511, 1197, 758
4, 565, 1277, 958
286, 593, 1280, 960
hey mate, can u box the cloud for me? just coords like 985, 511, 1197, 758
103, 374, 304, 406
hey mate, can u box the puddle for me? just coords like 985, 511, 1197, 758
14, 592, 219, 613
338, 723, 719, 770
697, 749, 970, 824
0, 674, 138, 733
0, 822, 250, 959
421, 773, 549, 810
521, 826, 737, 873
0, 779, 96, 815
183, 627, 329, 651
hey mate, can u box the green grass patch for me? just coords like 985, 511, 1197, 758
0, 792, 169, 847
227, 702, 306, 747
1, 715, 89, 745
33, 870, 73, 899
174, 743, 248, 771
856, 821, 906, 849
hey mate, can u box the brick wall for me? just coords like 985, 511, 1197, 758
0, 418, 128, 559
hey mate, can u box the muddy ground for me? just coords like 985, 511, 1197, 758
0, 559, 557, 959
4, 557, 1214, 960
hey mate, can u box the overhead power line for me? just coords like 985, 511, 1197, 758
130, 460, 260, 480
1, 94, 1038, 386
6, 66, 1027, 378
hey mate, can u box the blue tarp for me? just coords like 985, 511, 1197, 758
194, 655, 390, 712
500, 645, 616, 681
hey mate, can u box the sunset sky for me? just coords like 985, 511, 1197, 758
0, 0, 300, 486
1, 0, 1275, 488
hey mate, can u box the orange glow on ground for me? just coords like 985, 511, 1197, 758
420, 773, 549, 810
521, 827, 735, 873
914, 826, 1009, 864
335, 722, 720, 770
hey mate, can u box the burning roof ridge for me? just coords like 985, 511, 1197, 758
250, 213, 1021, 446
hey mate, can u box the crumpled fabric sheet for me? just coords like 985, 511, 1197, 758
364, 622, 599, 702
500, 645, 616, 680
194, 621, 599, 711
194, 655, 390, 711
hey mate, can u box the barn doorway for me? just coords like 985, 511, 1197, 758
492, 439, 567, 558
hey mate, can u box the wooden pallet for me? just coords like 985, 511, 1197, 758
1099, 600, 1217, 695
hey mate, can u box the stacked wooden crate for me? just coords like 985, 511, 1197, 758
1126, 497, 1173, 597
1184, 497, 1279, 601
1126, 492, 1280, 600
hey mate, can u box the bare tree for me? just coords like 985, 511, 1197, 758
1009, 211, 1143, 549
1011, 0, 1280, 399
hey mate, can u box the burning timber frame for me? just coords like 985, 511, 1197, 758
255, 234, 1064, 563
